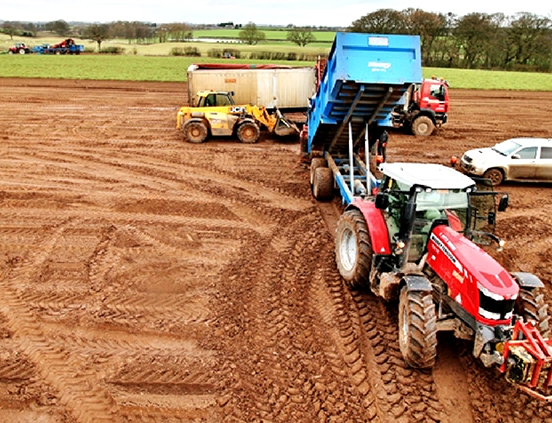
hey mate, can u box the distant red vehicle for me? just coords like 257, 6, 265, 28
8, 43, 31, 55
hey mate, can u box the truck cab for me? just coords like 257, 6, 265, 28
389, 77, 450, 136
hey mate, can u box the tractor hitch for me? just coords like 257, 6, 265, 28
500, 319, 552, 401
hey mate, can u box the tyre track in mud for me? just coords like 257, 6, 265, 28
1, 78, 552, 422
0, 223, 118, 422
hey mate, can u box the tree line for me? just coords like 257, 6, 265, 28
2, 8, 551, 72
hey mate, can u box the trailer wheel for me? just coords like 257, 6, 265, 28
411, 116, 435, 136
516, 288, 550, 338
398, 286, 438, 369
310, 158, 328, 185
483, 168, 504, 186
335, 209, 372, 288
182, 120, 208, 144
237, 122, 260, 143
312, 167, 333, 201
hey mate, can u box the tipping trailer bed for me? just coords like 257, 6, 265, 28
307, 32, 422, 156
307, 32, 422, 205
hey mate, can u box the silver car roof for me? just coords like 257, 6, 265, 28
379, 163, 475, 190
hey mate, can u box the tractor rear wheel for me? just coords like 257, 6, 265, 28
237, 122, 260, 143
183, 121, 208, 144
312, 167, 333, 201
411, 116, 435, 136
310, 158, 328, 186
516, 288, 550, 338
398, 286, 438, 369
335, 209, 372, 288
483, 168, 504, 186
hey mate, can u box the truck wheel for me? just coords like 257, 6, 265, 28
335, 209, 372, 288
310, 158, 328, 186
182, 121, 208, 144
516, 288, 550, 338
312, 167, 333, 201
411, 116, 435, 136
483, 168, 504, 186
237, 122, 260, 143
398, 286, 437, 369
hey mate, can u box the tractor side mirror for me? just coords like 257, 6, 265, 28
375, 192, 389, 210
498, 195, 509, 212
488, 212, 496, 225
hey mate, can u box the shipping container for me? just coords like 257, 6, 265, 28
187, 64, 316, 112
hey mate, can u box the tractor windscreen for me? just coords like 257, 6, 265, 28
415, 189, 469, 232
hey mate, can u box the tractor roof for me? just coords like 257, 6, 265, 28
379, 162, 475, 191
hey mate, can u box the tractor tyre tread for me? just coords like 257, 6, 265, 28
399, 287, 438, 369
335, 209, 372, 289
517, 288, 550, 338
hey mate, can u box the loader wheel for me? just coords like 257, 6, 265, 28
310, 158, 328, 186
483, 168, 504, 186
183, 121, 208, 144
398, 286, 438, 369
335, 209, 372, 289
312, 167, 333, 201
237, 122, 260, 143
516, 288, 550, 338
411, 116, 435, 136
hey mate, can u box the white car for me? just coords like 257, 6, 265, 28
459, 137, 552, 185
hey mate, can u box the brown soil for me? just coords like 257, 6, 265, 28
0, 77, 551, 423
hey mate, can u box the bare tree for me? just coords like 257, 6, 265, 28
239, 22, 265, 45
45, 20, 70, 37
83, 24, 110, 51
287, 27, 316, 47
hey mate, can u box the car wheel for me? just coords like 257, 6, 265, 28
483, 168, 504, 186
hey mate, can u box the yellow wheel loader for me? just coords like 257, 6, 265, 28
176, 91, 299, 144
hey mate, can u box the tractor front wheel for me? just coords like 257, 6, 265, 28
516, 288, 550, 338
398, 286, 438, 369
411, 116, 435, 136
237, 122, 260, 143
182, 120, 208, 144
335, 209, 372, 289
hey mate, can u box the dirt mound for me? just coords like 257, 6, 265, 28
0, 78, 551, 422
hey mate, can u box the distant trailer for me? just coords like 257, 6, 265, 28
187, 63, 317, 112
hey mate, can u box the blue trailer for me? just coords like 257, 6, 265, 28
307, 32, 422, 204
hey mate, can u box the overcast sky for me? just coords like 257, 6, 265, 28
2, 0, 551, 27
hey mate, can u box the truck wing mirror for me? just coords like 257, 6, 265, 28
375, 193, 389, 209
498, 195, 509, 212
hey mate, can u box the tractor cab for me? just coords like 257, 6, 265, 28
374, 163, 508, 263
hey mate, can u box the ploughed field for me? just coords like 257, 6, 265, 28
0, 77, 551, 423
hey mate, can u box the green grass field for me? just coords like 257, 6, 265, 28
1, 32, 552, 90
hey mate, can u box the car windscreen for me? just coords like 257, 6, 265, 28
492, 139, 521, 156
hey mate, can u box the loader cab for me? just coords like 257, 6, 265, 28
196, 91, 235, 108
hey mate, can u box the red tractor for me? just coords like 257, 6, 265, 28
8, 42, 31, 55
333, 162, 552, 400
